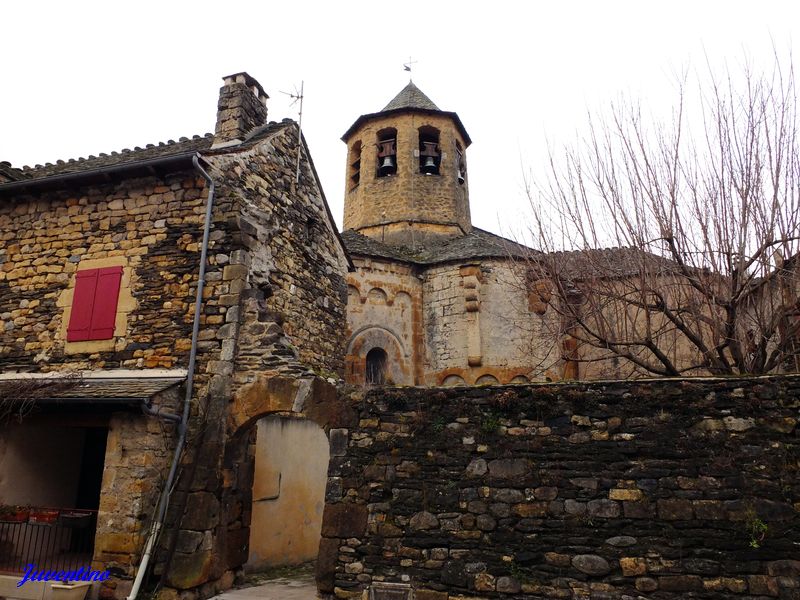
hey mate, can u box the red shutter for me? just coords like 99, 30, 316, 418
90, 267, 123, 339
66, 266, 123, 342
67, 269, 99, 341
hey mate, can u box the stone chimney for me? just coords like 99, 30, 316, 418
213, 72, 269, 147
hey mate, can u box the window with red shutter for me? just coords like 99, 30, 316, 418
67, 266, 123, 342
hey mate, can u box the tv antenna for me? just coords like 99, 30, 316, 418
280, 81, 304, 183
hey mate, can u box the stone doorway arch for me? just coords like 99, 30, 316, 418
219, 375, 355, 579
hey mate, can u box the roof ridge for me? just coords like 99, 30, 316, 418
20, 133, 215, 172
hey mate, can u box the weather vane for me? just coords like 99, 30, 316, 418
403, 57, 417, 81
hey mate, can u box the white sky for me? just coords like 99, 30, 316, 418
2, 1, 797, 237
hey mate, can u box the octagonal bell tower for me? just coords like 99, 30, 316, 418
342, 82, 472, 247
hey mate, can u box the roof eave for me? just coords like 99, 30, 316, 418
341, 108, 472, 146
0, 152, 208, 198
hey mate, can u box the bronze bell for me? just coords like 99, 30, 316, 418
379, 155, 395, 176
422, 155, 437, 174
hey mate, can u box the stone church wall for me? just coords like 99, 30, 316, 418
422, 260, 560, 386
319, 377, 800, 599
345, 258, 422, 385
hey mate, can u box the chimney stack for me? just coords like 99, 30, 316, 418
213, 72, 268, 147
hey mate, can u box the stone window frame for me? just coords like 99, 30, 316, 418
57, 257, 137, 355
455, 141, 466, 184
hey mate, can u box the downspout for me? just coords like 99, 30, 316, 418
127, 154, 215, 600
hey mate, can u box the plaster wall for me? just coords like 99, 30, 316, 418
247, 418, 330, 569
0, 423, 84, 507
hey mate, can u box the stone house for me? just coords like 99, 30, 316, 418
0, 72, 351, 599
341, 82, 563, 387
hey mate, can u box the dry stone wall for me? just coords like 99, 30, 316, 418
320, 377, 800, 599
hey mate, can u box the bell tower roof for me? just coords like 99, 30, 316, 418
382, 81, 440, 111
342, 83, 471, 146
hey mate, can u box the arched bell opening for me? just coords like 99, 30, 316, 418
418, 126, 441, 175
376, 128, 397, 177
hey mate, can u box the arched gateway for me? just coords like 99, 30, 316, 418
219, 375, 355, 579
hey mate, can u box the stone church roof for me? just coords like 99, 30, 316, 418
382, 81, 441, 112
341, 227, 535, 266
342, 84, 471, 146
546, 247, 682, 280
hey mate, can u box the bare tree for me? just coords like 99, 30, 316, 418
525, 53, 800, 377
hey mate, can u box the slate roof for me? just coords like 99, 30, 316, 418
0, 375, 184, 403
342, 227, 535, 266
382, 82, 441, 111
0, 161, 27, 181
544, 247, 681, 280
342, 229, 683, 281
1, 121, 293, 183
16, 135, 214, 180
342, 85, 471, 146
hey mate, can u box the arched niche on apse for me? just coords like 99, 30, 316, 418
346, 326, 411, 386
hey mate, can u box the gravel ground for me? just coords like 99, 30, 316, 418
209, 565, 320, 600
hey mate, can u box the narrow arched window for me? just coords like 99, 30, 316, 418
455, 141, 466, 184
349, 141, 362, 189
376, 129, 397, 177
365, 347, 388, 385
419, 126, 440, 175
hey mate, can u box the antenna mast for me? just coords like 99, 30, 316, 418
281, 81, 305, 183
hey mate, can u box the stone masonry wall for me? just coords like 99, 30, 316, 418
422, 260, 560, 386
0, 169, 227, 598
0, 172, 212, 370
320, 377, 800, 599
0, 123, 349, 600
156, 126, 349, 597
345, 257, 423, 386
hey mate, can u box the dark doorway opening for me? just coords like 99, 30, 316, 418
366, 347, 388, 385
75, 427, 108, 510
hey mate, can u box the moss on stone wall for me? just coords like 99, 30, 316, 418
321, 377, 800, 599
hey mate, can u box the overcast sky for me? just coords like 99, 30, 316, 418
2, 1, 797, 237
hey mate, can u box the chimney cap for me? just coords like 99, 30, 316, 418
222, 72, 270, 101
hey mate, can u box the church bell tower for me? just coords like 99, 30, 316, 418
341, 82, 472, 246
